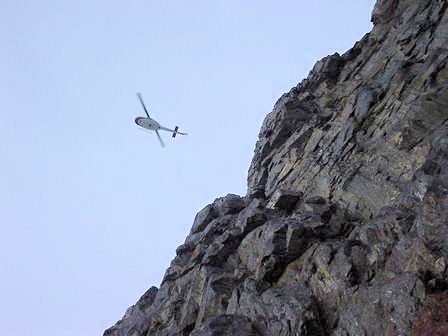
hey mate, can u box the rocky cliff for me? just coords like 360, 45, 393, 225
105, 1, 448, 335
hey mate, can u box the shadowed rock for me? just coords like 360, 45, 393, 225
190, 315, 260, 336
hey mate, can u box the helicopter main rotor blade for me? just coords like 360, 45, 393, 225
136, 92, 150, 118
137, 127, 152, 134
137, 127, 164, 147
155, 130, 165, 148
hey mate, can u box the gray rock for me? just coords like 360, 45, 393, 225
190, 315, 260, 336
227, 282, 325, 336
334, 274, 425, 336
105, 1, 448, 335
191, 204, 217, 234
238, 218, 311, 282
236, 198, 267, 234
214, 194, 246, 216
247, 0, 448, 218
267, 189, 302, 212
103, 287, 158, 336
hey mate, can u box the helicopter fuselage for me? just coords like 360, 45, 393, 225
135, 117, 161, 131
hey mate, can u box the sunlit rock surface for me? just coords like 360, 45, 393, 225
105, 1, 448, 335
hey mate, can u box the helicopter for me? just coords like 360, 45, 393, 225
135, 93, 187, 147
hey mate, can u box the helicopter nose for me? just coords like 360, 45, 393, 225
135, 117, 142, 125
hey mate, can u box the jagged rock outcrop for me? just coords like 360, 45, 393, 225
105, 0, 448, 335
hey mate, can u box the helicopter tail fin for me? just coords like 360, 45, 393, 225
172, 126, 179, 138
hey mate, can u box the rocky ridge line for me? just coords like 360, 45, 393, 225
105, 0, 448, 335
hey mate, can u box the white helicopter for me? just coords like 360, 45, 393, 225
135, 93, 187, 147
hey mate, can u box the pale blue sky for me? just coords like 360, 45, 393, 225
1, 1, 375, 335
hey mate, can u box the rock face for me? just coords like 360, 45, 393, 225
105, 1, 448, 335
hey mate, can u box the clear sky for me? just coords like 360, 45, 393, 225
1, 1, 375, 335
